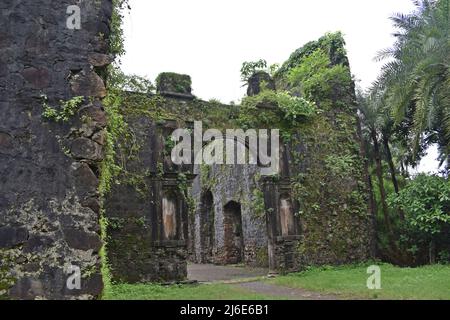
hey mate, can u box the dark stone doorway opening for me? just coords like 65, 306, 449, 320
200, 190, 215, 263
223, 201, 244, 264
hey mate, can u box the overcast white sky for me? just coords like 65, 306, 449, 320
120, 0, 442, 173
121, 0, 417, 101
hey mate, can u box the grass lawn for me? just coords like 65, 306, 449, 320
102, 283, 278, 300
267, 263, 450, 300
102, 264, 450, 300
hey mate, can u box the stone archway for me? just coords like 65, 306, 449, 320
199, 190, 215, 263
223, 201, 244, 264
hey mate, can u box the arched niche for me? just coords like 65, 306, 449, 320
223, 201, 244, 264
200, 190, 215, 262
279, 194, 295, 237
162, 190, 178, 240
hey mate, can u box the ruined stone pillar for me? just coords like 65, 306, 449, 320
247, 71, 275, 97
262, 179, 279, 274
0, 0, 113, 299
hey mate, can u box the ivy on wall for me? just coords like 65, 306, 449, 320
279, 33, 371, 264
41, 95, 85, 122
98, 0, 132, 290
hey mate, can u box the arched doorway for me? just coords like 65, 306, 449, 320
223, 201, 244, 264
200, 190, 215, 263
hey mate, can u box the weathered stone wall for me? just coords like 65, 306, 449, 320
102, 81, 239, 283
275, 33, 373, 266
105, 179, 188, 282
0, 0, 112, 299
104, 112, 192, 283
108, 43, 373, 279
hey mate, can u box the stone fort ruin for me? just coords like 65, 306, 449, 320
0, 0, 374, 299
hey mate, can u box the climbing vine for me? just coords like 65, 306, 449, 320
41, 95, 85, 122
177, 173, 196, 217
252, 188, 266, 219
98, 0, 133, 290
109, 0, 130, 58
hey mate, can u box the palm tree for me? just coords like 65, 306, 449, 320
356, 101, 379, 257
373, 0, 450, 167
357, 94, 394, 239
378, 109, 403, 196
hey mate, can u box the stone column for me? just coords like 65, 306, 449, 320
262, 179, 279, 274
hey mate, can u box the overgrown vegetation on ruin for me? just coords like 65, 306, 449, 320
99, 0, 449, 298
98, 0, 132, 292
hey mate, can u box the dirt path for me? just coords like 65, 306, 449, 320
235, 281, 340, 300
188, 264, 339, 300
188, 263, 268, 282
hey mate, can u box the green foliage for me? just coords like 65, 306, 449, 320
99, 214, 113, 291
177, 173, 189, 194
373, 173, 450, 265
267, 32, 371, 260
123, 172, 150, 199
252, 188, 266, 219
98, 67, 155, 197
240, 59, 268, 82
107, 217, 126, 230
178, 173, 196, 216
240, 60, 280, 82
99, 74, 128, 196
0, 251, 17, 299
109, 0, 130, 57
200, 164, 212, 189
388, 174, 450, 237
373, 0, 450, 163
98, 74, 129, 293
287, 48, 352, 102
108, 66, 154, 94
237, 89, 317, 147
238, 90, 317, 131
157, 163, 164, 178
164, 135, 176, 156
99, 0, 133, 296
324, 154, 358, 178
276, 32, 348, 77
41, 95, 84, 122
155, 72, 191, 93
276, 91, 318, 122
269, 63, 280, 77
135, 217, 146, 227
208, 98, 222, 105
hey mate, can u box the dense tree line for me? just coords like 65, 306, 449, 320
358, 0, 450, 265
